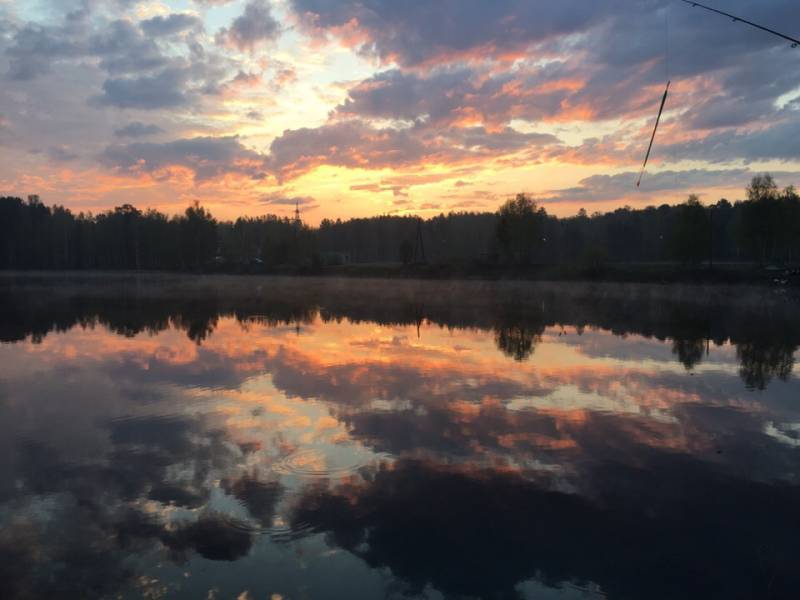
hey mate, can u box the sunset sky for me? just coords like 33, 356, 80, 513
1, 0, 799, 223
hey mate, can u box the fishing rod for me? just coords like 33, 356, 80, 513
637, 80, 670, 188
636, 2, 797, 188
680, 1, 800, 48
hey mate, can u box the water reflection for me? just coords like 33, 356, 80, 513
0, 274, 799, 599
292, 456, 800, 600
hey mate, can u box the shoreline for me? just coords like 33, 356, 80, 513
1, 262, 798, 287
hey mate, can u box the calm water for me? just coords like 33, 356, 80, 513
1, 274, 799, 600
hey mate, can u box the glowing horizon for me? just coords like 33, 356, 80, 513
1, 0, 799, 225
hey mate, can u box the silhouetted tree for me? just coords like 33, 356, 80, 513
780, 185, 800, 262
496, 193, 546, 264
671, 195, 710, 265
736, 174, 792, 264
672, 338, 706, 370
181, 202, 217, 271
399, 240, 414, 265
494, 324, 542, 361
736, 341, 796, 391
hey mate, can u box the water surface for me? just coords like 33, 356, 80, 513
1, 274, 799, 599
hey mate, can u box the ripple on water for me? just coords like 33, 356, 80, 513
272, 447, 383, 480
215, 509, 316, 542
268, 519, 315, 543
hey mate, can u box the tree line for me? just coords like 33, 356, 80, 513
1, 175, 798, 271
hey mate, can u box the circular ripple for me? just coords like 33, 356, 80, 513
216, 513, 262, 534
272, 447, 376, 479
268, 520, 315, 543
215, 513, 315, 542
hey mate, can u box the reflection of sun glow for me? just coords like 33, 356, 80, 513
4, 312, 784, 472
2, 282, 800, 600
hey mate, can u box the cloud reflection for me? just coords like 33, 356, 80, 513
0, 276, 799, 598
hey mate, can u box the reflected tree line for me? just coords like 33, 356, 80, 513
1, 276, 796, 390
2, 175, 799, 270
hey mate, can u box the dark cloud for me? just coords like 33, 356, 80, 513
333, 37, 800, 163
140, 13, 202, 38
101, 346, 260, 390
337, 66, 579, 127
148, 482, 205, 507
222, 475, 283, 526
662, 118, 800, 164
164, 515, 254, 561
456, 126, 556, 151
545, 169, 752, 203
264, 345, 541, 414
100, 135, 269, 180
0, 399, 255, 586
685, 95, 773, 131
5, 0, 799, 179
216, 0, 281, 51
291, 451, 800, 599
545, 111, 800, 168
95, 67, 191, 109
3, 16, 167, 83
290, 0, 798, 84
267, 120, 429, 180
87, 19, 168, 74
297, 0, 800, 170
338, 68, 472, 123
113, 122, 165, 138
3, 10, 226, 119
5, 24, 82, 80
267, 120, 558, 180
290, 0, 622, 67
46, 145, 79, 162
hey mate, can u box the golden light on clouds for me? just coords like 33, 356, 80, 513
1, 0, 798, 220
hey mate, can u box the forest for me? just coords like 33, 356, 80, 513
1, 175, 798, 273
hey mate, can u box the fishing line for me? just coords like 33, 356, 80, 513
665, 3, 670, 83
636, 5, 672, 189
667, 3, 679, 190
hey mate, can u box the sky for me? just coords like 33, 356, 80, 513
0, 0, 799, 223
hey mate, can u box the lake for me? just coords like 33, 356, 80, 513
1, 273, 799, 599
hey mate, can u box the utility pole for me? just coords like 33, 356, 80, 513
293, 200, 301, 264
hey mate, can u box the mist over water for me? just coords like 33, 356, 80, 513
1, 274, 799, 599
